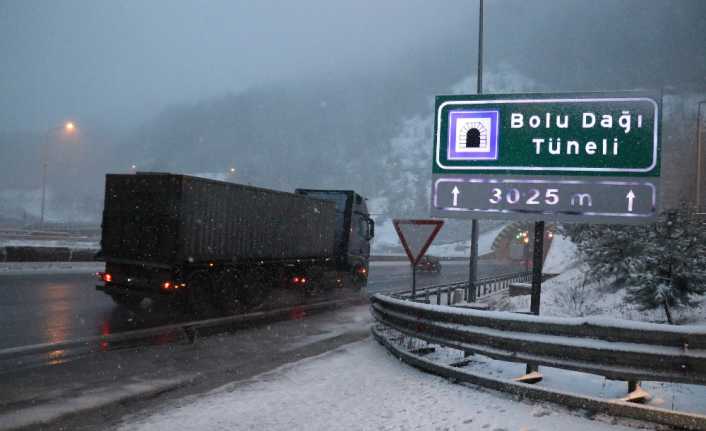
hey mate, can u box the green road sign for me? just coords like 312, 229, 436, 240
431, 92, 661, 223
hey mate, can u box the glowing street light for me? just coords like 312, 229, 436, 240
226, 167, 236, 181
40, 121, 79, 226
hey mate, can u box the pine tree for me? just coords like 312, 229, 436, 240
562, 204, 706, 323
623, 206, 706, 323
561, 223, 643, 287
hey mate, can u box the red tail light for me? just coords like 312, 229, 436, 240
291, 276, 308, 285
162, 281, 173, 290
98, 272, 112, 283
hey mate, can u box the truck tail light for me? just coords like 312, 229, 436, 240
98, 272, 113, 283
162, 281, 185, 291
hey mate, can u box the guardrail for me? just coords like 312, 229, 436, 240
371, 294, 706, 385
389, 271, 533, 305
371, 293, 706, 429
372, 325, 706, 430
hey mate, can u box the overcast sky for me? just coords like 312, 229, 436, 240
1, 0, 704, 133
0, 0, 479, 131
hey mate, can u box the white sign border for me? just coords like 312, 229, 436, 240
435, 97, 659, 173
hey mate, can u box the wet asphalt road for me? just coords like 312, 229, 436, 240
0, 260, 519, 350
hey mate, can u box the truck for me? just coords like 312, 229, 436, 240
96, 173, 375, 315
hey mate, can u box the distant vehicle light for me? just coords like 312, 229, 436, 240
293, 276, 300, 284
301, 277, 307, 284
162, 281, 172, 290
103, 273, 112, 283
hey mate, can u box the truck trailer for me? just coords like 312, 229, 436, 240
96, 173, 374, 314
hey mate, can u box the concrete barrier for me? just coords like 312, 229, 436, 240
0, 246, 99, 262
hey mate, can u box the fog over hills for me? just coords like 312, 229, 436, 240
0, 0, 704, 225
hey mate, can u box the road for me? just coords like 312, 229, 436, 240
0, 260, 519, 350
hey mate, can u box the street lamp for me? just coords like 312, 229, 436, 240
226, 167, 236, 181
40, 121, 77, 227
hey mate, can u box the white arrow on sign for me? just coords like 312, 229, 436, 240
626, 190, 635, 212
452, 186, 460, 207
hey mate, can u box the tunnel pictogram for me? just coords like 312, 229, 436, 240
466, 128, 481, 148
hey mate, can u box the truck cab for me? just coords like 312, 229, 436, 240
295, 189, 374, 283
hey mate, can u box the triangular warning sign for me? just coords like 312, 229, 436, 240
393, 219, 444, 265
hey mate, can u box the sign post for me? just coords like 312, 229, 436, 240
530, 221, 544, 315
468, 0, 484, 305
393, 219, 444, 299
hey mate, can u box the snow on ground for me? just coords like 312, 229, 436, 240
0, 261, 104, 275
116, 338, 647, 431
542, 234, 577, 274
423, 344, 706, 416
373, 220, 505, 257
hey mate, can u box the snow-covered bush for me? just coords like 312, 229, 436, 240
550, 271, 600, 317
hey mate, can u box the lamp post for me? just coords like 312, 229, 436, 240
40, 121, 77, 227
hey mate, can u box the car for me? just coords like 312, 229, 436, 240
416, 255, 441, 272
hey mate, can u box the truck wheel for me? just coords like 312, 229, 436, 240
187, 271, 219, 316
